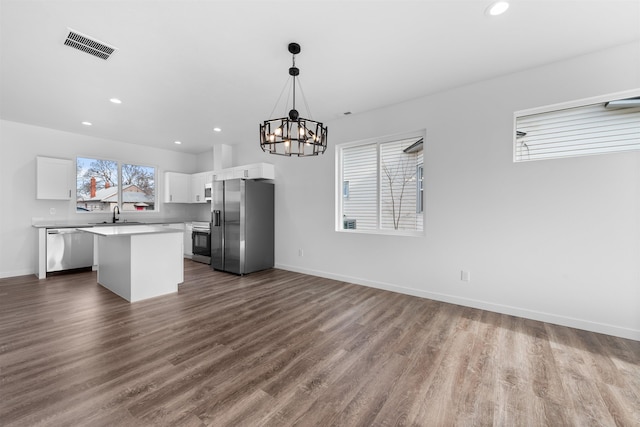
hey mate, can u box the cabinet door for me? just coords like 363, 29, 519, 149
36, 156, 73, 200
244, 165, 261, 179
221, 169, 234, 181
232, 167, 249, 179
245, 163, 275, 180
164, 172, 190, 203
211, 164, 274, 182
259, 163, 275, 179
206, 172, 215, 185
190, 173, 206, 203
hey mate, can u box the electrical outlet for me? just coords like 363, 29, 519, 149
49, 208, 56, 215
298, 249, 304, 257
461, 270, 471, 282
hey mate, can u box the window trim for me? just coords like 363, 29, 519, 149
335, 130, 426, 237
416, 163, 424, 214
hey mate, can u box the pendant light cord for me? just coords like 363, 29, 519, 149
267, 76, 291, 120
297, 78, 314, 120
265, 46, 314, 122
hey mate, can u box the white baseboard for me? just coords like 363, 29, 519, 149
275, 263, 640, 342
0, 268, 36, 280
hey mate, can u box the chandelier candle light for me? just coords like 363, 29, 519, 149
260, 42, 328, 156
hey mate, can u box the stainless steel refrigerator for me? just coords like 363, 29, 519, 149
211, 179, 274, 275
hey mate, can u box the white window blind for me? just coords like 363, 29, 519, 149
514, 94, 640, 162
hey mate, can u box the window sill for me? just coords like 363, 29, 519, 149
335, 228, 424, 238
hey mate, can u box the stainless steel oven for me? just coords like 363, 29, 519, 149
191, 221, 211, 264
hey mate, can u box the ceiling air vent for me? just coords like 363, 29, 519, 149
64, 28, 117, 60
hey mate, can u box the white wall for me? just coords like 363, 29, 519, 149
196, 148, 214, 172
236, 41, 640, 340
0, 120, 205, 278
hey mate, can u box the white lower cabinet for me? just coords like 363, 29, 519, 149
162, 223, 186, 258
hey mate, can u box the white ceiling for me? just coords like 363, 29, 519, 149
1, 0, 639, 154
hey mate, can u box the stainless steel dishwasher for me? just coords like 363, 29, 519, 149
46, 228, 94, 274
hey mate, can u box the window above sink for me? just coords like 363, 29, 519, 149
76, 157, 157, 213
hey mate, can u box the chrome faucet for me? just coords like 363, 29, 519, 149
112, 206, 120, 223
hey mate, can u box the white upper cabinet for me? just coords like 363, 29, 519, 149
244, 163, 275, 180
212, 163, 274, 181
167, 164, 273, 203
190, 172, 209, 203
164, 172, 191, 203
36, 156, 73, 200
213, 169, 233, 181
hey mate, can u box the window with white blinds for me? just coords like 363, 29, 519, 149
514, 91, 640, 162
337, 132, 425, 235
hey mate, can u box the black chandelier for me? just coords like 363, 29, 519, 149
260, 42, 328, 157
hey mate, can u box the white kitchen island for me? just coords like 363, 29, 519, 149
77, 225, 184, 302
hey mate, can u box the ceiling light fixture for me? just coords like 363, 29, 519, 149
109, 98, 122, 104
486, 1, 509, 16
81, 121, 92, 126
260, 42, 328, 157
174, 140, 182, 145
213, 127, 222, 132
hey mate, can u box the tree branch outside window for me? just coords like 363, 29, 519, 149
382, 153, 416, 230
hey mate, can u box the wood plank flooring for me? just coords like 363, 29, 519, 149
1, 260, 639, 426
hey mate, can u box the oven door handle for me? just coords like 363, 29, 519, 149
192, 230, 211, 235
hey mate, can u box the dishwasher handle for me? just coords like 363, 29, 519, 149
47, 228, 89, 235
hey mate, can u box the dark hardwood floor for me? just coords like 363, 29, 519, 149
1, 260, 639, 426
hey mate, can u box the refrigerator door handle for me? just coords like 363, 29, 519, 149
213, 210, 221, 227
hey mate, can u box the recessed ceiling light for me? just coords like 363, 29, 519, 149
213, 127, 222, 132
174, 141, 182, 145
82, 121, 92, 126
109, 98, 122, 104
486, 1, 509, 16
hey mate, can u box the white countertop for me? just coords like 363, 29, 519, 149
77, 225, 183, 236
32, 219, 188, 228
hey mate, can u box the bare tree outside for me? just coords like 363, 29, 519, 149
122, 163, 154, 196
77, 158, 118, 195
381, 152, 417, 230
